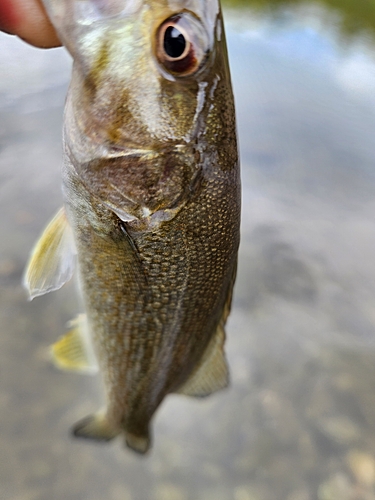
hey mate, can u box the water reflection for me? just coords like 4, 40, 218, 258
1, 1, 375, 499
224, 0, 375, 41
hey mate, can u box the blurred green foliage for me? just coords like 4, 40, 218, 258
222, 0, 375, 40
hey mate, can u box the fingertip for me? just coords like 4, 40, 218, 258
19, 19, 61, 48
0, 0, 21, 33
0, 0, 61, 48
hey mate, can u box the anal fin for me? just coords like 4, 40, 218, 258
177, 322, 229, 398
176, 260, 237, 398
50, 315, 98, 374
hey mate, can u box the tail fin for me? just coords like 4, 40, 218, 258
72, 412, 119, 442
125, 431, 151, 454
72, 412, 151, 454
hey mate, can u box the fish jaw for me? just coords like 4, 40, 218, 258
64, 137, 201, 230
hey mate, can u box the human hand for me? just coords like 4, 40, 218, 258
0, 0, 61, 47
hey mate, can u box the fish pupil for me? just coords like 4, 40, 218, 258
163, 26, 186, 59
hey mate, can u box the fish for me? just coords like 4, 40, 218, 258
24, 0, 240, 454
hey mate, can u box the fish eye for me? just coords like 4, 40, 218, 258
156, 14, 210, 77
164, 25, 189, 59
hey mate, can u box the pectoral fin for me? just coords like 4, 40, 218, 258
23, 208, 76, 299
177, 322, 229, 398
50, 315, 98, 373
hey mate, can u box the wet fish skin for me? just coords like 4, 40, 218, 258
29, 0, 240, 453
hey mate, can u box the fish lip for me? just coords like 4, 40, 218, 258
65, 140, 159, 168
101, 141, 190, 159
75, 142, 190, 164
99, 145, 158, 161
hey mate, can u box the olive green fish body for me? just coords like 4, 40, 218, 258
63, 102, 239, 445
26, 0, 240, 453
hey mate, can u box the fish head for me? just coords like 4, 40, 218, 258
44, 0, 235, 227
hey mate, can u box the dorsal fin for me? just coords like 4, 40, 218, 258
177, 322, 229, 398
23, 208, 76, 299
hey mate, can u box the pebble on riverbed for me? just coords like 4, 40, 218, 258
346, 450, 375, 487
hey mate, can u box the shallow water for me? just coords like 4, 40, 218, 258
2, 2, 375, 499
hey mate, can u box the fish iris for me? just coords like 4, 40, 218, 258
163, 27, 186, 59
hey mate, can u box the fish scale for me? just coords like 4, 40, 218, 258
65, 147, 239, 442
24, 0, 240, 453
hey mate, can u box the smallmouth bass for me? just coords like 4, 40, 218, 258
25, 0, 240, 454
